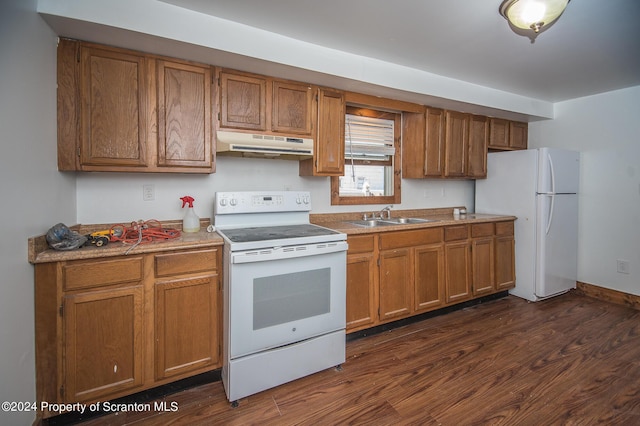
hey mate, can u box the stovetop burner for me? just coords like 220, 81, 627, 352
218, 224, 341, 243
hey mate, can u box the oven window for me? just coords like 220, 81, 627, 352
253, 268, 330, 330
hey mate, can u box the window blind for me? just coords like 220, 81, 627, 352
345, 114, 395, 161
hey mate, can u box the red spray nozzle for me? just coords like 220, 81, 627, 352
180, 196, 195, 208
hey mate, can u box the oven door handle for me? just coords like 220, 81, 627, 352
231, 241, 348, 264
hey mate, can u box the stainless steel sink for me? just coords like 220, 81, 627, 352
382, 217, 439, 224
348, 219, 396, 227
349, 217, 439, 227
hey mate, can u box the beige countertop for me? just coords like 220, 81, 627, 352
311, 208, 516, 235
28, 220, 223, 264
29, 209, 516, 263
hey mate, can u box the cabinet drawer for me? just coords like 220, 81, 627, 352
347, 234, 375, 254
380, 228, 442, 250
63, 257, 144, 291
471, 223, 494, 238
496, 221, 515, 236
444, 225, 469, 242
155, 248, 218, 277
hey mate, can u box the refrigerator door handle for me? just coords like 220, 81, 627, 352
546, 194, 555, 235
548, 152, 556, 194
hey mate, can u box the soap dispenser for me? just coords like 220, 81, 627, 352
180, 196, 200, 233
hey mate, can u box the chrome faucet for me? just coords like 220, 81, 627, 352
378, 205, 393, 219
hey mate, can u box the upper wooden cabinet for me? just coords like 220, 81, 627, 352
467, 115, 488, 178
425, 108, 446, 177
272, 80, 314, 134
509, 121, 528, 150
402, 107, 445, 178
78, 45, 150, 169
218, 69, 315, 137
403, 108, 486, 179
444, 110, 469, 178
157, 60, 213, 169
299, 88, 345, 176
488, 118, 528, 150
219, 71, 267, 131
57, 39, 214, 173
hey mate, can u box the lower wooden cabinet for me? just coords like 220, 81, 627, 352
379, 247, 413, 320
495, 221, 516, 290
444, 225, 472, 303
471, 223, 496, 296
34, 246, 222, 418
155, 274, 219, 380
379, 228, 445, 322
346, 235, 377, 331
63, 284, 145, 402
346, 220, 515, 334
414, 243, 445, 312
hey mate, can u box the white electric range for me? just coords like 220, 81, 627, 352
214, 191, 347, 404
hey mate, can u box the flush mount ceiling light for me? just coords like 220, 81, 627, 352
499, 0, 570, 34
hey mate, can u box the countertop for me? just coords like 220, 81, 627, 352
29, 209, 516, 263
311, 208, 516, 235
28, 220, 224, 264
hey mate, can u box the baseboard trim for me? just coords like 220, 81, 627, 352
575, 281, 640, 310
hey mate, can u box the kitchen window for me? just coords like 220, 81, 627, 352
331, 107, 401, 205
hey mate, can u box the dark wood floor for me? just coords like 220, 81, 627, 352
74, 291, 640, 425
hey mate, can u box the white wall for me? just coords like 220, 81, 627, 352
0, 1, 75, 424
76, 157, 474, 223
529, 86, 640, 295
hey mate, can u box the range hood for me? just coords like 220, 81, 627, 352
216, 131, 313, 160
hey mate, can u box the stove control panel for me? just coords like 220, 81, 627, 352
215, 191, 311, 215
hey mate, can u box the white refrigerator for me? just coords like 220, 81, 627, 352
475, 148, 580, 302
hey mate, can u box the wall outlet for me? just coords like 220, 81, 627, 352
143, 184, 155, 201
617, 259, 630, 274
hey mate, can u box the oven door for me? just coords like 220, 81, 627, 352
228, 241, 347, 359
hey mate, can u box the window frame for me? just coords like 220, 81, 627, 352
331, 106, 401, 206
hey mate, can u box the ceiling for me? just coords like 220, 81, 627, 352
159, 0, 640, 103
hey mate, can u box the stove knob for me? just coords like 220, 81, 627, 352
219, 199, 227, 206
229, 198, 238, 206
303, 196, 310, 204
295, 196, 302, 204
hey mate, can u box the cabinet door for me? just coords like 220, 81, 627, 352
488, 118, 510, 149
444, 111, 469, 177
414, 244, 445, 311
155, 274, 219, 379
80, 46, 149, 168
272, 81, 314, 135
379, 249, 412, 320
495, 221, 516, 291
401, 110, 426, 179
346, 252, 377, 331
444, 241, 471, 303
157, 60, 212, 169
425, 107, 445, 177
219, 71, 267, 131
314, 89, 345, 175
495, 236, 516, 290
467, 114, 488, 178
472, 237, 495, 295
509, 121, 528, 150
63, 286, 144, 402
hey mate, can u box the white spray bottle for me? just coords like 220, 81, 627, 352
180, 196, 200, 233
